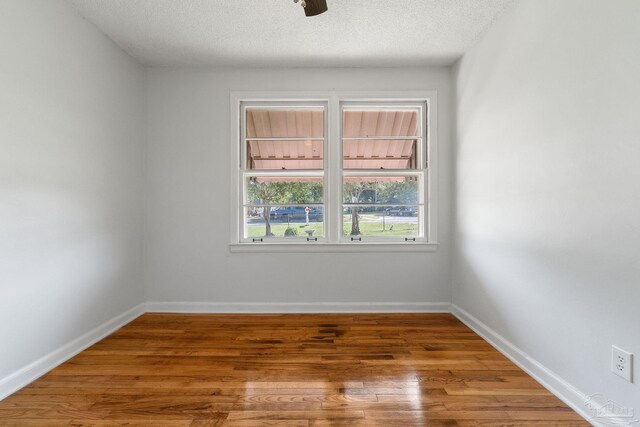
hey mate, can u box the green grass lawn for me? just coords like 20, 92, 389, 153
247, 214, 418, 238
347, 220, 418, 236
247, 222, 324, 238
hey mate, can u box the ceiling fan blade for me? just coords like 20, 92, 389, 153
304, 0, 328, 16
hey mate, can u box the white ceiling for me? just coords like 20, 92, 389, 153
66, 0, 513, 68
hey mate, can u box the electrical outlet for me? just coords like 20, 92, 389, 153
611, 345, 633, 383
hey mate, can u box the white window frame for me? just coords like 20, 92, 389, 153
229, 91, 439, 253
239, 100, 329, 244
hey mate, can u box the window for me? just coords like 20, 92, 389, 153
241, 103, 328, 241
342, 103, 425, 240
231, 92, 437, 251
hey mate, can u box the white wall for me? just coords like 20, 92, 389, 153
145, 68, 452, 305
0, 0, 145, 382
454, 0, 640, 411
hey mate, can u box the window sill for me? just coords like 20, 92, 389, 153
229, 242, 439, 253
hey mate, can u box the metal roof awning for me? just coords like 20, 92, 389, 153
246, 108, 420, 171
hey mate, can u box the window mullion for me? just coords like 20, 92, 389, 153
327, 95, 341, 244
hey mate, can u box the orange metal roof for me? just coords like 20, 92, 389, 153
246, 108, 419, 170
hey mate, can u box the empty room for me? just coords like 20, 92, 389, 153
1, 0, 638, 425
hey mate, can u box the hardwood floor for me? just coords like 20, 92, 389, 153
0, 313, 588, 426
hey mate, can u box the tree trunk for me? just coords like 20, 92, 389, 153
263, 207, 274, 236
350, 207, 361, 236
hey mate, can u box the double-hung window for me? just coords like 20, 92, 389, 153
231, 92, 437, 251
240, 102, 328, 242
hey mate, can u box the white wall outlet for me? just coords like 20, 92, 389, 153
611, 345, 633, 383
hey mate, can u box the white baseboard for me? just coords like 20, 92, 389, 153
451, 304, 624, 427
0, 299, 614, 427
0, 303, 146, 401
146, 301, 452, 314
0, 301, 446, 401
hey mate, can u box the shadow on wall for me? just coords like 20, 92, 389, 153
0, 186, 139, 380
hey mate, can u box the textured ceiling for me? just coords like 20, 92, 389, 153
66, 0, 513, 67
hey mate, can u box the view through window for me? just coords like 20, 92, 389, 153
342, 105, 424, 238
237, 97, 431, 244
243, 105, 326, 240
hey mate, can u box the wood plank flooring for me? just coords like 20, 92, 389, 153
0, 313, 588, 426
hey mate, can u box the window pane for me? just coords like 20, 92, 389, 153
247, 139, 323, 170
343, 108, 419, 138
246, 176, 323, 205
342, 206, 420, 237
245, 206, 324, 238
246, 107, 324, 138
343, 138, 418, 170
343, 176, 419, 204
